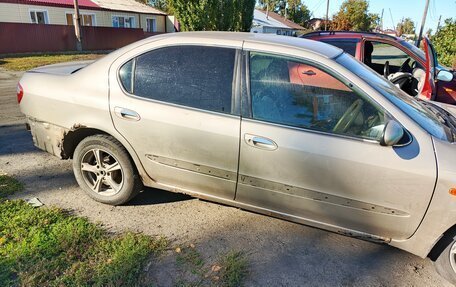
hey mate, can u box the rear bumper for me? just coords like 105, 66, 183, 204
27, 116, 68, 159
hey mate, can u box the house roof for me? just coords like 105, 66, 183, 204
255, 9, 305, 30
0, 0, 101, 9
253, 9, 289, 29
91, 0, 166, 15
0, 0, 166, 14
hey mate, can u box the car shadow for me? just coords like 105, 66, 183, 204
0, 124, 36, 156
128, 187, 193, 206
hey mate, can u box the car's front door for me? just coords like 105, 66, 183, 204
236, 51, 437, 240
109, 45, 241, 200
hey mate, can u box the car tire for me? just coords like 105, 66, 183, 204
73, 134, 142, 205
434, 233, 456, 285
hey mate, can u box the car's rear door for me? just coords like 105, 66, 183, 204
236, 46, 437, 240
108, 42, 242, 200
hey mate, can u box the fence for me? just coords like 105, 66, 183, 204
0, 22, 163, 54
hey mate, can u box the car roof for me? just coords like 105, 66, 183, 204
301, 31, 402, 42
147, 31, 344, 59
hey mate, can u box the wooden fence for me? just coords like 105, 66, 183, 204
0, 22, 163, 54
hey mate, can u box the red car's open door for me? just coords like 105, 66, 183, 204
419, 37, 436, 100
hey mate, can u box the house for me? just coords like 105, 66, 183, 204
0, 0, 175, 33
251, 9, 305, 36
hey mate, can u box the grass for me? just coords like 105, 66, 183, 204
0, 53, 106, 71
218, 251, 249, 287
0, 174, 168, 286
0, 173, 23, 199
0, 174, 249, 286
174, 246, 249, 287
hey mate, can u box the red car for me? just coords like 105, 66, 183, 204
301, 31, 456, 104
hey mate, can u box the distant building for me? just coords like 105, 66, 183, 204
306, 18, 332, 31
251, 9, 305, 36
0, 0, 175, 33
373, 28, 398, 37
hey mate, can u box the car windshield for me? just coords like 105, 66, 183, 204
336, 53, 452, 142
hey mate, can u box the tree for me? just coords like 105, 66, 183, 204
431, 18, 456, 68
286, 0, 311, 27
397, 18, 415, 35
171, 0, 256, 32
257, 0, 310, 27
150, 0, 174, 14
330, 0, 378, 31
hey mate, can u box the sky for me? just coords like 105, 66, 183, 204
305, 0, 456, 33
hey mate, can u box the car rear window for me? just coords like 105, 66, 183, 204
320, 39, 358, 57
120, 45, 236, 115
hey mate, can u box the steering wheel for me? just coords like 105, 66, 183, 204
333, 99, 364, 133
399, 58, 411, 73
384, 61, 390, 78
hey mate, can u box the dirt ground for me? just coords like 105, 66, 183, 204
0, 67, 451, 286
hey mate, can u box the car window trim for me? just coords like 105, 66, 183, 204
115, 45, 242, 117
242, 49, 395, 143
242, 117, 381, 144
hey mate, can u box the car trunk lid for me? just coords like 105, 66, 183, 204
28, 60, 95, 75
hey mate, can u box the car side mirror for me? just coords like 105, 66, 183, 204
437, 70, 454, 82
380, 120, 405, 146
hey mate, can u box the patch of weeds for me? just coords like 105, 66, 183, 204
173, 246, 249, 287
0, 53, 105, 71
0, 173, 23, 199
218, 251, 249, 287
0, 200, 167, 286
176, 245, 205, 276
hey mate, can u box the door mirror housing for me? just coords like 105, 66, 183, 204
436, 70, 454, 82
380, 120, 405, 146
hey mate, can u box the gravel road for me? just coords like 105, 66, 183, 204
0, 67, 451, 286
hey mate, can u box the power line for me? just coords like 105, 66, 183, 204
310, 0, 326, 17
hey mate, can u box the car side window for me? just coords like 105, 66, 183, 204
320, 39, 357, 57
120, 46, 236, 114
249, 52, 386, 141
364, 41, 422, 73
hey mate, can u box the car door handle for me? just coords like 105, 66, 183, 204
302, 70, 316, 76
114, 107, 141, 121
244, 134, 278, 151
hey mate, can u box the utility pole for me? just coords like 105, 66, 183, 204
436, 15, 442, 33
416, 0, 430, 47
380, 8, 384, 31
325, 0, 330, 31
389, 8, 395, 31
73, 0, 82, 51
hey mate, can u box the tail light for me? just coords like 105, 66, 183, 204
17, 83, 23, 104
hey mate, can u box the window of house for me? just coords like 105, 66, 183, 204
146, 18, 157, 32
66, 13, 95, 26
119, 46, 236, 114
30, 10, 49, 24
249, 52, 386, 140
112, 16, 135, 28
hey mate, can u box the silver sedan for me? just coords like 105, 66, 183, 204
18, 32, 456, 284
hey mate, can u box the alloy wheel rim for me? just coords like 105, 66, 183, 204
450, 241, 456, 273
80, 148, 124, 196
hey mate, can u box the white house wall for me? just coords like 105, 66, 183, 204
0, 2, 166, 32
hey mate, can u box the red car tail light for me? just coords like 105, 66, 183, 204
17, 83, 24, 104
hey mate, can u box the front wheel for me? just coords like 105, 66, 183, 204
434, 233, 456, 285
73, 135, 142, 205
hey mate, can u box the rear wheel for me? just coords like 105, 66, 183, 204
434, 233, 456, 285
73, 135, 142, 205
